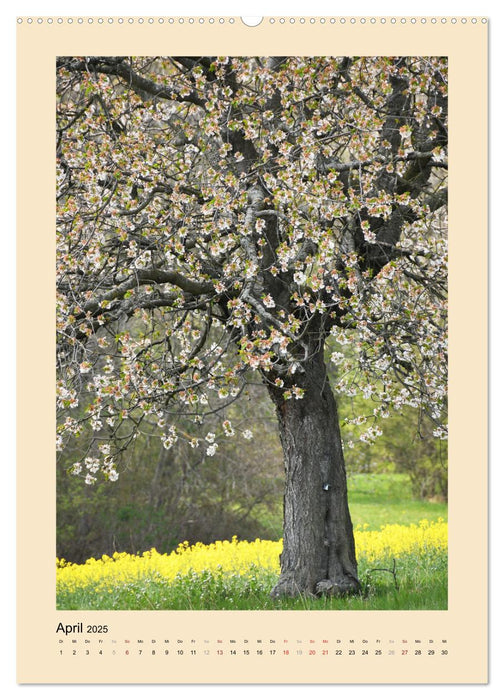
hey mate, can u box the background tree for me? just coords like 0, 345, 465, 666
57, 56, 447, 597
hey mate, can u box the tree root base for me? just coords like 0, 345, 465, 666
270, 575, 360, 599
270, 579, 317, 599
315, 578, 360, 597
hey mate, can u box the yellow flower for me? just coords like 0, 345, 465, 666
56, 520, 447, 594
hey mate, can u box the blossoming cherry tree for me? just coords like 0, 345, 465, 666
57, 56, 447, 597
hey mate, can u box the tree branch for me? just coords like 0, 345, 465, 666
322, 150, 447, 174
78, 267, 215, 316
57, 57, 207, 108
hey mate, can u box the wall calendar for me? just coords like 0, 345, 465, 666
16, 12, 488, 689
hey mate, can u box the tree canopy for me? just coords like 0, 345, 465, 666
56, 56, 447, 486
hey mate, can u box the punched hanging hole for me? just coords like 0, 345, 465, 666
241, 16, 263, 27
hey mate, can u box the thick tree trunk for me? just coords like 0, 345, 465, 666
267, 349, 360, 598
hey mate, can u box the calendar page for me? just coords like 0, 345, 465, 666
16, 15, 487, 685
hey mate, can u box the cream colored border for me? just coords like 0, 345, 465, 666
17, 17, 487, 684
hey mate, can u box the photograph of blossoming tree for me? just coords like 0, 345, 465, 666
56, 56, 447, 609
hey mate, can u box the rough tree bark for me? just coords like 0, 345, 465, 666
266, 347, 360, 598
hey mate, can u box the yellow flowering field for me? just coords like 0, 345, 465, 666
57, 536, 281, 594
354, 518, 447, 562
56, 519, 447, 595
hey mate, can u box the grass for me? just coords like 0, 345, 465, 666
57, 549, 447, 611
348, 473, 447, 530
